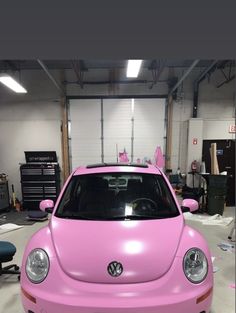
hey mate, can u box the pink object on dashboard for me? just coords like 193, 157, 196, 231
119, 149, 129, 163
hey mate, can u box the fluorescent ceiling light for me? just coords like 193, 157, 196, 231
0, 74, 27, 93
126, 60, 142, 78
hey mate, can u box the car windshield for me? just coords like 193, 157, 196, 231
55, 173, 180, 220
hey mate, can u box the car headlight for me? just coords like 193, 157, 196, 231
183, 248, 208, 283
26, 249, 49, 283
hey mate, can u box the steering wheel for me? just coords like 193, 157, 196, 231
130, 198, 157, 212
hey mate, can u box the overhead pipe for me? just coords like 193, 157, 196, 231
168, 59, 200, 96
165, 60, 199, 170
193, 60, 218, 117
65, 79, 167, 85
71, 60, 84, 88
195, 60, 218, 85
37, 59, 65, 96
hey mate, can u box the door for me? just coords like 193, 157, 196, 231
69, 98, 166, 169
202, 139, 235, 206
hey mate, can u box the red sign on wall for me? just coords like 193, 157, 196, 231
193, 138, 198, 145
229, 125, 236, 133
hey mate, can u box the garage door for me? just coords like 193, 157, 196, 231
69, 98, 166, 170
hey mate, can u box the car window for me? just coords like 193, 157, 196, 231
55, 173, 180, 220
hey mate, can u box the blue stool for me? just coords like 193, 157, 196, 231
0, 241, 20, 279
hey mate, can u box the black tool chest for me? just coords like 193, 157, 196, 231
0, 180, 10, 212
20, 151, 60, 210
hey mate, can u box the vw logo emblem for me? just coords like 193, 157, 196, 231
107, 261, 123, 277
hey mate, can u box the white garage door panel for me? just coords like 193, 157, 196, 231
72, 142, 101, 153
71, 123, 100, 138
70, 99, 101, 169
134, 125, 163, 137
103, 99, 132, 162
104, 99, 132, 117
133, 99, 165, 162
70, 100, 100, 120
134, 99, 165, 116
104, 124, 131, 138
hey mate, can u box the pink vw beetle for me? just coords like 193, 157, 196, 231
21, 163, 213, 313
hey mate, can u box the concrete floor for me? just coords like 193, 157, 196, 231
0, 207, 235, 313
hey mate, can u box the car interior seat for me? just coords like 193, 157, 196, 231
115, 179, 142, 207
79, 177, 114, 215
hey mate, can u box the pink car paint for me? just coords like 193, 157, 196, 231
39, 199, 54, 211
182, 198, 199, 212
21, 164, 213, 313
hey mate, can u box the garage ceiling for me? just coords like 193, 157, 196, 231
0, 59, 216, 71
0, 59, 234, 93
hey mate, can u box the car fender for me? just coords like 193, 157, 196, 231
21, 225, 55, 269
175, 225, 212, 265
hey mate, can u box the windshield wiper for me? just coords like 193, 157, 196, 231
111, 214, 160, 220
58, 214, 96, 220
56, 212, 179, 220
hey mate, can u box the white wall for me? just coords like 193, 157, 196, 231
0, 70, 62, 201
171, 67, 235, 175
203, 119, 235, 140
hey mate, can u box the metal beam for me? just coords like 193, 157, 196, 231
4, 60, 19, 72
67, 94, 168, 100
71, 60, 84, 88
149, 59, 166, 89
169, 59, 200, 96
37, 59, 65, 96
65, 79, 167, 85
101, 99, 104, 163
216, 75, 235, 88
165, 96, 173, 170
195, 60, 218, 86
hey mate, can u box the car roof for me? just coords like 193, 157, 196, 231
73, 163, 162, 176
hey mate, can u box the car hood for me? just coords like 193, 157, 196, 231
50, 216, 184, 283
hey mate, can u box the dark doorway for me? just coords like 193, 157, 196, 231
202, 139, 235, 206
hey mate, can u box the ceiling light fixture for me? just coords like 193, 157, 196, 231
0, 74, 27, 93
126, 60, 142, 78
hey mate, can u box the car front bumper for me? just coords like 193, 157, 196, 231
21, 256, 213, 313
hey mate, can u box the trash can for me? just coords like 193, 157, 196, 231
207, 195, 225, 215
201, 174, 228, 216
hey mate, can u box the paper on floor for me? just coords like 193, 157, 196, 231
217, 242, 235, 253
0, 223, 23, 235
184, 212, 234, 226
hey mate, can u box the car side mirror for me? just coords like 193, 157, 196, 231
181, 199, 198, 213
40, 199, 54, 214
